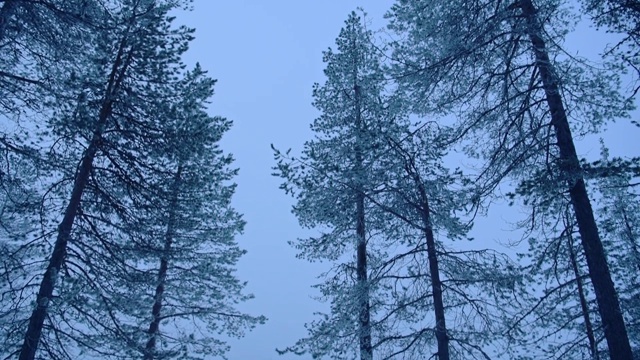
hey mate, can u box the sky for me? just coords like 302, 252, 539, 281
178, 2, 390, 359
176, 1, 638, 359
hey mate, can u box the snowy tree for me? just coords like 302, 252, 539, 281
386, 0, 634, 357
0, 1, 260, 359
593, 144, 640, 354
367, 126, 520, 360
0, 1, 209, 358
0, 0, 101, 117
106, 64, 265, 360
0, 2, 109, 338
273, 12, 394, 360
580, 0, 640, 96
502, 182, 605, 359
505, 143, 640, 358
274, 11, 519, 359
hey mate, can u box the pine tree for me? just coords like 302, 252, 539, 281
275, 11, 519, 359
0, 2, 108, 322
10, 1, 200, 358
503, 183, 605, 358
0, 0, 105, 119
114, 64, 265, 360
353, 120, 520, 360
386, 0, 634, 357
580, 0, 640, 96
593, 144, 640, 354
273, 12, 390, 360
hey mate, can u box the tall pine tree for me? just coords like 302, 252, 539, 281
386, 0, 634, 357
273, 12, 388, 360
110, 64, 265, 360
12, 1, 199, 358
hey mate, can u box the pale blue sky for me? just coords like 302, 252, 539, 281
177, 1, 638, 359
178, 2, 390, 359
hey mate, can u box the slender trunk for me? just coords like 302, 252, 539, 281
19, 103, 108, 360
356, 191, 372, 360
0, 0, 18, 43
18, 35, 132, 360
417, 182, 449, 360
18, 133, 102, 360
567, 231, 599, 359
144, 165, 182, 360
354, 83, 372, 360
520, 1, 633, 358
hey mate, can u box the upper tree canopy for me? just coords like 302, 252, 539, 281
274, 11, 401, 359
276, 11, 402, 262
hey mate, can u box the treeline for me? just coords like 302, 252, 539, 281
273, 1, 639, 359
0, 1, 264, 359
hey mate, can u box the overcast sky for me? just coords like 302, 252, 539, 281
177, 2, 390, 359
176, 1, 638, 359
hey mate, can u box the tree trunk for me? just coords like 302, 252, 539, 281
520, 1, 633, 358
18, 35, 132, 360
144, 165, 182, 360
356, 191, 372, 360
418, 182, 450, 360
354, 83, 372, 360
18, 104, 108, 360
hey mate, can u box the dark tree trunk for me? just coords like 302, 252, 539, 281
417, 182, 450, 360
520, 1, 633, 358
18, 105, 108, 360
144, 166, 182, 360
354, 83, 372, 360
394, 140, 450, 359
18, 36, 132, 360
356, 191, 372, 360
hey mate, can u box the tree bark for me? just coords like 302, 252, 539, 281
520, 1, 633, 358
144, 165, 182, 360
416, 181, 449, 360
354, 83, 373, 360
18, 35, 132, 360
19, 102, 107, 360
356, 191, 372, 360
